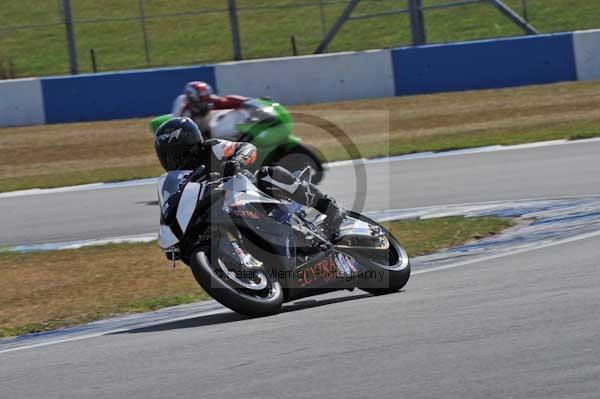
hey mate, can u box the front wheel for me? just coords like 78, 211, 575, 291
190, 244, 284, 317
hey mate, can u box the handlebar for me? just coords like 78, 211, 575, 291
186, 165, 208, 183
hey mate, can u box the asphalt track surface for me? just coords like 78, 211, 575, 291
2, 139, 600, 246
2, 233, 599, 398
2, 139, 600, 398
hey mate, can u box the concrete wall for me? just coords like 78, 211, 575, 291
0, 78, 45, 126
215, 50, 395, 105
573, 29, 600, 81
1, 29, 599, 127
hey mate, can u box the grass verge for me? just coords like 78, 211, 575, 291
384, 216, 514, 257
0, 216, 513, 338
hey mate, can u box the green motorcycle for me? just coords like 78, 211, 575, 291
150, 98, 324, 183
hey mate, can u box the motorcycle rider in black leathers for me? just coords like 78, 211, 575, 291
154, 117, 345, 237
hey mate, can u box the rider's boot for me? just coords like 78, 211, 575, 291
257, 166, 346, 238
313, 193, 346, 239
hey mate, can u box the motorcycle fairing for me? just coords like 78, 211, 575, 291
229, 202, 297, 270
194, 174, 296, 271
334, 217, 388, 249
221, 174, 281, 205
337, 219, 372, 238
288, 218, 391, 291
209, 108, 249, 140
158, 170, 201, 250
176, 182, 201, 233
159, 224, 179, 249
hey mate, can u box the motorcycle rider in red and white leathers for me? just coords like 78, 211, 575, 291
171, 81, 248, 135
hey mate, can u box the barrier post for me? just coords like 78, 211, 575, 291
319, 0, 327, 38
139, 0, 151, 66
228, 0, 243, 61
291, 35, 299, 56
62, 0, 79, 75
520, 0, 529, 22
407, 0, 426, 46
90, 49, 98, 73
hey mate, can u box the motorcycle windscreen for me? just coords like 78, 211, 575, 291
158, 170, 191, 207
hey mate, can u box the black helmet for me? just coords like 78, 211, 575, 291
155, 117, 203, 171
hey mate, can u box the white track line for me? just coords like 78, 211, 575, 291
2, 137, 600, 199
3, 234, 157, 253
0, 177, 157, 199
0, 307, 229, 355
3, 227, 600, 355
328, 137, 600, 167
6, 195, 600, 253
413, 229, 600, 275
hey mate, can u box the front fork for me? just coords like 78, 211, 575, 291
224, 229, 263, 270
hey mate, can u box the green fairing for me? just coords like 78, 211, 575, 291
150, 114, 173, 134
150, 99, 296, 148
148, 98, 323, 182
236, 99, 293, 147
281, 134, 302, 148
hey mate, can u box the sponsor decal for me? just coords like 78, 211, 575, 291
156, 128, 182, 144
297, 257, 338, 288
230, 208, 260, 219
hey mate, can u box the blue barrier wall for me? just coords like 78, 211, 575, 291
392, 33, 577, 95
41, 65, 216, 123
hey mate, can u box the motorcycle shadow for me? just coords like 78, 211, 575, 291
120, 292, 373, 334
281, 292, 372, 313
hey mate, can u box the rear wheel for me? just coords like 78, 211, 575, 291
272, 143, 324, 184
338, 212, 411, 295
190, 243, 284, 316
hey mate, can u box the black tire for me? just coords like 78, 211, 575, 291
361, 260, 411, 296
340, 212, 411, 295
272, 143, 324, 184
189, 246, 284, 317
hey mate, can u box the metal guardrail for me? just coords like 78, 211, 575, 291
316, 0, 538, 53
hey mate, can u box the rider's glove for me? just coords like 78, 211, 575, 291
223, 160, 241, 177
